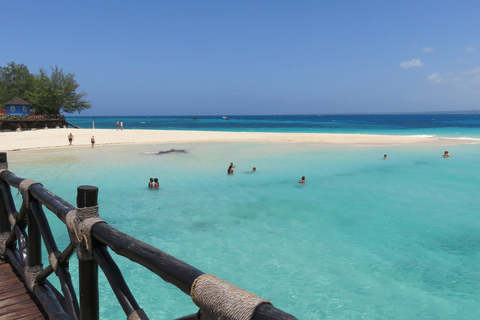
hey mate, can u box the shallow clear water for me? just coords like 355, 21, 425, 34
7, 142, 480, 319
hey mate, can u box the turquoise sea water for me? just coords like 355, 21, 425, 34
67, 114, 480, 138
7, 139, 480, 319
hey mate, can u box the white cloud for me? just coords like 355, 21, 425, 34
428, 68, 480, 84
427, 73, 442, 83
399, 58, 424, 68
462, 68, 480, 76
423, 47, 434, 53
465, 46, 476, 52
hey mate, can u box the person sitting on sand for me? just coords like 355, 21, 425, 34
443, 151, 450, 158
148, 178, 153, 189
228, 165, 234, 175
298, 176, 307, 184
383, 154, 387, 159
68, 133, 74, 146
153, 178, 160, 189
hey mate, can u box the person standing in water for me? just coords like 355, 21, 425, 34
148, 178, 153, 189
68, 133, 74, 145
443, 151, 450, 158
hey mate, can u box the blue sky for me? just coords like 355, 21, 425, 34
2, 1, 479, 115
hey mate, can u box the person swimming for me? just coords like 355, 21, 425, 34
148, 178, 153, 189
228, 165, 234, 175
383, 154, 387, 159
443, 151, 450, 158
298, 176, 307, 184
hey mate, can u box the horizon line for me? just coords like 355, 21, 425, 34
66, 110, 480, 117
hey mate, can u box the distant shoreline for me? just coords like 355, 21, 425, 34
66, 111, 480, 117
0, 128, 474, 152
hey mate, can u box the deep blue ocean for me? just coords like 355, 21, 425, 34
66, 113, 480, 138
7, 113, 480, 319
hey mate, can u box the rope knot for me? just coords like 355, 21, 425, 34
0, 232, 8, 260
66, 205, 106, 260
19, 179, 42, 209
49, 251, 61, 272
127, 309, 149, 320
24, 265, 43, 291
191, 274, 271, 320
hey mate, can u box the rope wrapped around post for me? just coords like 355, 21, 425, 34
19, 179, 43, 209
24, 265, 43, 291
49, 251, 61, 272
191, 274, 272, 320
66, 205, 106, 260
0, 232, 8, 259
127, 309, 149, 320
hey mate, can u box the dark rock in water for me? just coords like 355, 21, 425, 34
157, 149, 187, 155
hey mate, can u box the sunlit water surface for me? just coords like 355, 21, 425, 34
7, 142, 480, 319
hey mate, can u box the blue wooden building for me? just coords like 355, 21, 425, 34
4, 97, 32, 116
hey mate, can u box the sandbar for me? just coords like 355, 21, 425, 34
0, 128, 473, 152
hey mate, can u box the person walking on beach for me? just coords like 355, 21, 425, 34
116, 121, 119, 131
68, 133, 74, 145
120, 121, 123, 131
91, 136, 95, 148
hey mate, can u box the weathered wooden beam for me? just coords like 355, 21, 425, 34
93, 244, 141, 316
77, 185, 99, 320
30, 200, 80, 319
36, 243, 75, 284
92, 222, 204, 295
27, 207, 42, 267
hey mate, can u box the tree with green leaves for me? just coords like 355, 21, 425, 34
32, 66, 91, 114
0, 62, 35, 104
0, 62, 91, 114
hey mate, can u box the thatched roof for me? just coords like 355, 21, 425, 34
4, 97, 32, 106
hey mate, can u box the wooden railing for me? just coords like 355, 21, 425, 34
0, 152, 297, 320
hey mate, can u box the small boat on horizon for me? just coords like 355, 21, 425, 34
222, 116, 229, 120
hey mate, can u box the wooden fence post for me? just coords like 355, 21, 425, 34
27, 204, 42, 267
0, 152, 9, 233
77, 185, 99, 320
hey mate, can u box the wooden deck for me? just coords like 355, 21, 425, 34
0, 263, 46, 320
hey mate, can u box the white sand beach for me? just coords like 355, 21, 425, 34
0, 128, 471, 152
